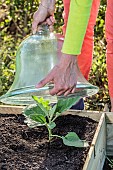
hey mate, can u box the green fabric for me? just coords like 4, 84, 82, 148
62, 0, 93, 55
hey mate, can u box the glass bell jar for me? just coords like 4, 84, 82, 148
0, 25, 99, 105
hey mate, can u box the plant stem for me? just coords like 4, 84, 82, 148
51, 134, 62, 139
46, 124, 62, 141
46, 125, 52, 141
52, 115, 59, 122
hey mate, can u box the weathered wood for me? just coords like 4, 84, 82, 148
105, 112, 113, 123
65, 110, 102, 122
0, 105, 102, 122
105, 112, 113, 155
83, 113, 106, 170
106, 124, 113, 156
0, 105, 24, 114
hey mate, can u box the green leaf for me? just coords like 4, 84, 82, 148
49, 104, 57, 120
32, 96, 50, 110
32, 96, 49, 116
24, 118, 44, 128
62, 132, 89, 147
23, 104, 46, 117
55, 97, 80, 113
30, 114, 46, 124
48, 122, 56, 129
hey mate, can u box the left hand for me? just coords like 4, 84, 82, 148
36, 53, 78, 96
32, 0, 55, 34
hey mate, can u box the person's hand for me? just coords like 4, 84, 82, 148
32, 0, 55, 34
36, 54, 78, 96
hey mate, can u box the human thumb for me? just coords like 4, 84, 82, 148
32, 21, 38, 34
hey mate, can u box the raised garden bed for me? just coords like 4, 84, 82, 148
0, 105, 110, 170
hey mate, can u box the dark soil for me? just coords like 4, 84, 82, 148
103, 157, 113, 170
0, 113, 98, 170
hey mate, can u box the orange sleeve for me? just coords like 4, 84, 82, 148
105, 0, 113, 97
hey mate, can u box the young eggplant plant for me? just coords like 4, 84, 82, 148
23, 96, 89, 147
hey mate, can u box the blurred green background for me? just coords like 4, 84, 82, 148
0, 0, 109, 110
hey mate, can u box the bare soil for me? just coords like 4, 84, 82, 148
0, 113, 98, 170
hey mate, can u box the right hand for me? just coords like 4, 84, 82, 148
36, 53, 78, 96
32, 0, 55, 34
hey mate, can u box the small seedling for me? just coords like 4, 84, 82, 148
23, 96, 89, 147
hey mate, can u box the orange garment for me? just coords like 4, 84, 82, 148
105, 0, 113, 98
62, 0, 100, 80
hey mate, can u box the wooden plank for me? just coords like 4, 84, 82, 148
65, 110, 102, 122
106, 124, 113, 156
0, 105, 24, 114
83, 113, 106, 170
105, 112, 113, 123
0, 105, 102, 122
105, 112, 113, 155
